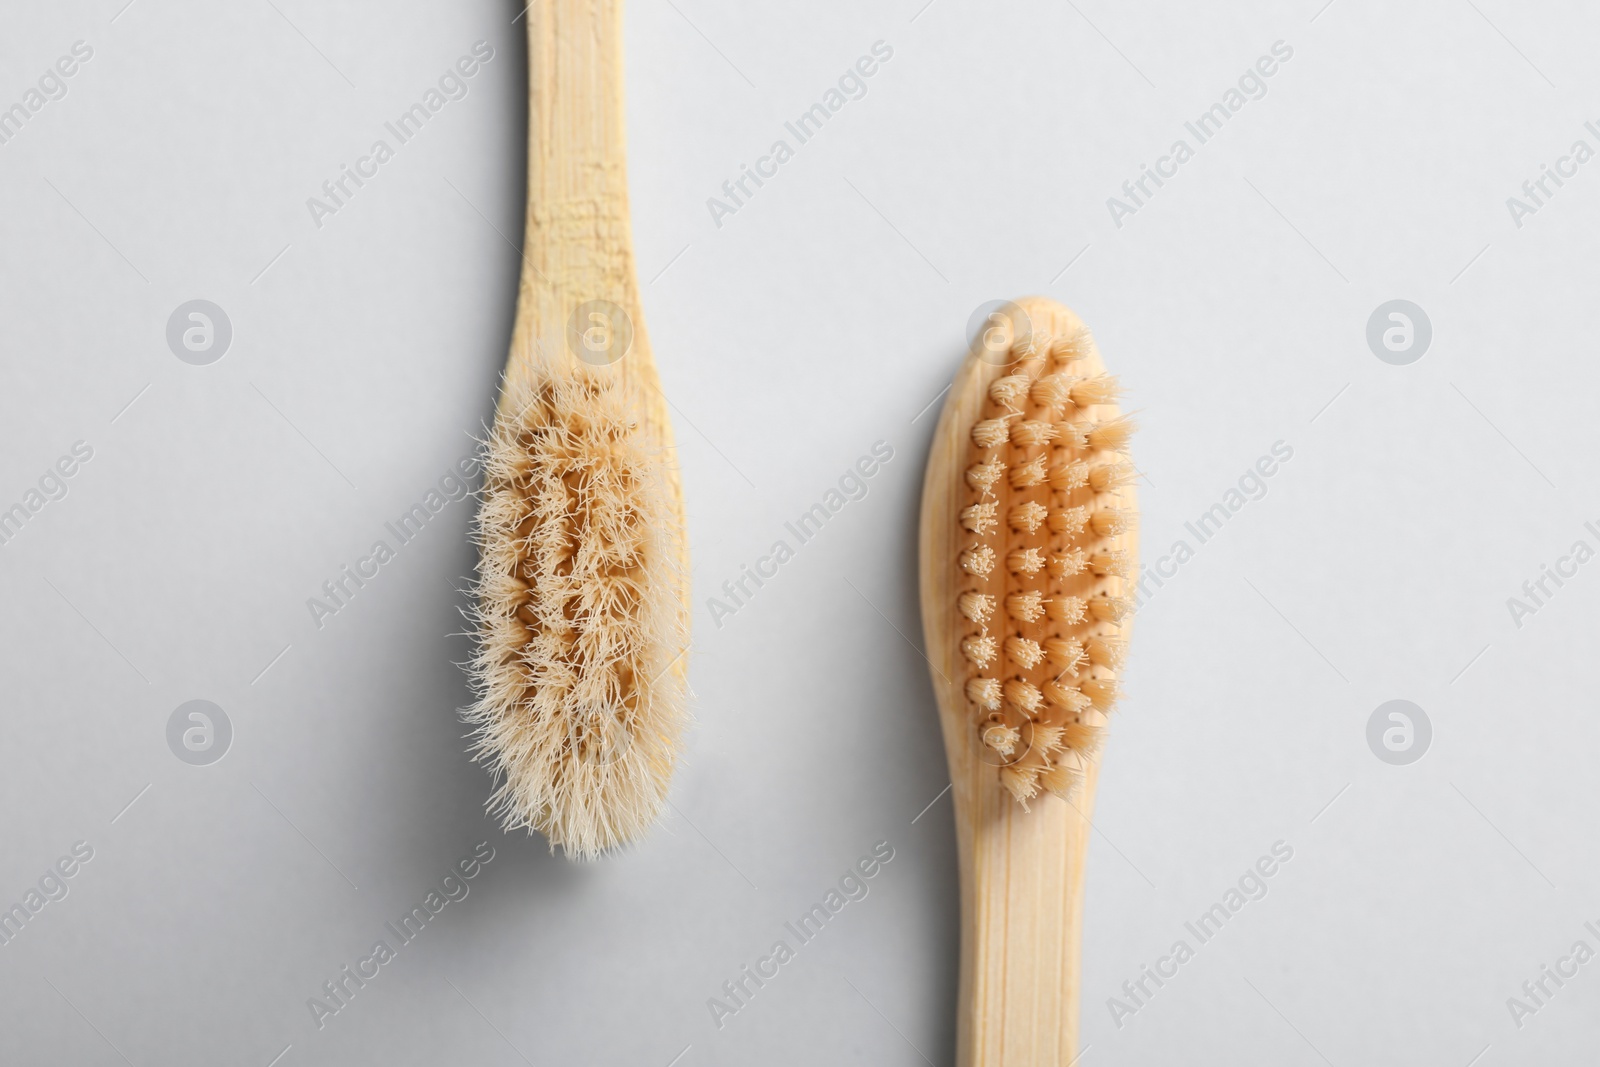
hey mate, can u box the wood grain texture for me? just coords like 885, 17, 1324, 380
919, 296, 1137, 1066
503, 0, 690, 665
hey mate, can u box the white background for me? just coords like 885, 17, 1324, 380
3, 0, 1599, 1063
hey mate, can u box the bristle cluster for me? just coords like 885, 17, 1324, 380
956, 318, 1134, 808
469, 361, 688, 858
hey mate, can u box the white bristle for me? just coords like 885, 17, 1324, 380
1049, 459, 1089, 491
983, 722, 1019, 756
989, 374, 1032, 407
1090, 508, 1128, 537
1087, 594, 1131, 623
1005, 636, 1044, 669
959, 592, 995, 623
1044, 637, 1085, 672
1081, 677, 1118, 712
1069, 375, 1119, 407
1049, 549, 1087, 578
1055, 422, 1090, 449
1006, 592, 1044, 623
1086, 636, 1125, 669
1087, 415, 1134, 453
1088, 550, 1129, 577
1009, 454, 1048, 488
1009, 501, 1048, 533
1089, 461, 1136, 493
1047, 596, 1087, 624
1000, 766, 1039, 807
966, 457, 1005, 493
1048, 507, 1089, 536
1007, 547, 1044, 575
966, 677, 1002, 710
972, 418, 1011, 449
1012, 420, 1058, 446
963, 634, 998, 668
961, 502, 998, 534
1043, 679, 1091, 713
1004, 679, 1043, 714
1030, 373, 1074, 409
960, 545, 996, 576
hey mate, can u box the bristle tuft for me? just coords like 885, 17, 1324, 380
1049, 549, 1087, 579
1088, 594, 1132, 623
1069, 375, 1120, 407
1006, 591, 1045, 623
1044, 679, 1092, 713
1005, 636, 1044, 669
983, 722, 1020, 756
989, 374, 1032, 408
1088, 550, 1130, 577
960, 545, 996, 576
1081, 677, 1119, 712
1008, 454, 1048, 489
966, 677, 1002, 711
1049, 459, 1089, 491
1046, 596, 1087, 624
961, 502, 998, 534
1040, 761, 1084, 800
965, 457, 1005, 493
959, 592, 995, 624
1007, 547, 1044, 575
1086, 636, 1126, 669
1090, 508, 1129, 537
1009, 501, 1049, 533
972, 418, 1011, 449
1000, 766, 1039, 807
962, 634, 998, 668
1044, 637, 1085, 672
1011, 420, 1059, 447
1087, 415, 1135, 453
1004, 679, 1043, 714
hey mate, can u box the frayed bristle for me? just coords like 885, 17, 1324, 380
1008, 454, 1048, 489
1049, 459, 1089, 491
1009, 501, 1049, 533
1011, 420, 1058, 447
1007, 547, 1044, 575
966, 457, 1005, 493
1006, 636, 1044, 669
966, 677, 1002, 711
962, 634, 998, 668
469, 361, 688, 860
949, 301, 1133, 810
961, 502, 998, 534
1087, 415, 1135, 453
1044, 637, 1085, 672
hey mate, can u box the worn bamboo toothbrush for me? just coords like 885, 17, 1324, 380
468, 0, 689, 859
919, 296, 1136, 1064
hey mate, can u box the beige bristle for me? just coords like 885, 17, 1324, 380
1007, 547, 1045, 575
1063, 720, 1105, 755
960, 545, 997, 576
1030, 373, 1074, 409
983, 722, 1020, 756
1086, 636, 1126, 669
1009, 454, 1048, 489
972, 418, 1011, 449
1039, 761, 1084, 800
1005, 636, 1044, 669
1009, 501, 1048, 533
1000, 765, 1039, 807
1090, 508, 1128, 537
1049, 327, 1092, 365
1048, 459, 1089, 491
1088, 594, 1132, 623
962, 634, 998, 668
959, 592, 995, 624
961, 502, 998, 534
1046, 596, 1087, 624
1049, 549, 1087, 579
1006, 591, 1045, 623
1004, 679, 1043, 714
1089, 461, 1136, 493
966, 677, 1002, 711
1069, 375, 1120, 407
469, 363, 688, 860
1054, 422, 1090, 449
1043, 679, 1092, 713
1030, 724, 1065, 758
1011, 420, 1058, 447
989, 374, 1032, 408
1044, 637, 1085, 672
965, 457, 1005, 493
1088, 550, 1130, 577
1081, 677, 1119, 712
1087, 415, 1135, 453
1048, 507, 1089, 536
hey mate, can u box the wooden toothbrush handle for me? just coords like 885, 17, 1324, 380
948, 728, 1098, 1066
509, 0, 642, 377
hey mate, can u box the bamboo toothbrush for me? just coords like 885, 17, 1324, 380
467, 0, 690, 860
919, 296, 1136, 1064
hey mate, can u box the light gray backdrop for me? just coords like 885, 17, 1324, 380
3, 0, 1598, 1063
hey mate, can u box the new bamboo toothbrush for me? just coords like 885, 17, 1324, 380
919, 296, 1136, 1064
468, 0, 690, 860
